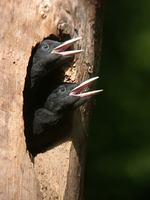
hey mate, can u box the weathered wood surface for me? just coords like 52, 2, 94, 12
0, 0, 103, 199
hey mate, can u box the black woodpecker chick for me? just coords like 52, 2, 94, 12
31, 37, 83, 89
25, 76, 103, 155
24, 37, 83, 114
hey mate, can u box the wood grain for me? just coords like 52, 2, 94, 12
0, 0, 103, 199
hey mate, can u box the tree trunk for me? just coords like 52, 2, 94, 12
0, 0, 104, 199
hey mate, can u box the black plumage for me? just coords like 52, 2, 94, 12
31, 40, 71, 88
25, 77, 102, 155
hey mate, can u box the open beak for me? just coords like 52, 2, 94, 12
51, 37, 83, 56
69, 76, 103, 98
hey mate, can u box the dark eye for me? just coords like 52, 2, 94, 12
59, 87, 66, 93
42, 44, 49, 50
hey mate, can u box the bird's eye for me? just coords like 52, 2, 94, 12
42, 44, 49, 50
59, 87, 66, 93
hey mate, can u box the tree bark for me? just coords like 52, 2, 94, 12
0, 0, 104, 199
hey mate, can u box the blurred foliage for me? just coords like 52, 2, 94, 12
84, 1, 150, 199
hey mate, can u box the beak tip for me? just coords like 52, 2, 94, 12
69, 76, 103, 98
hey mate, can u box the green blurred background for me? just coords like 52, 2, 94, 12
84, 1, 150, 199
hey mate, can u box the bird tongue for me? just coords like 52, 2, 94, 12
51, 37, 83, 56
69, 76, 103, 98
